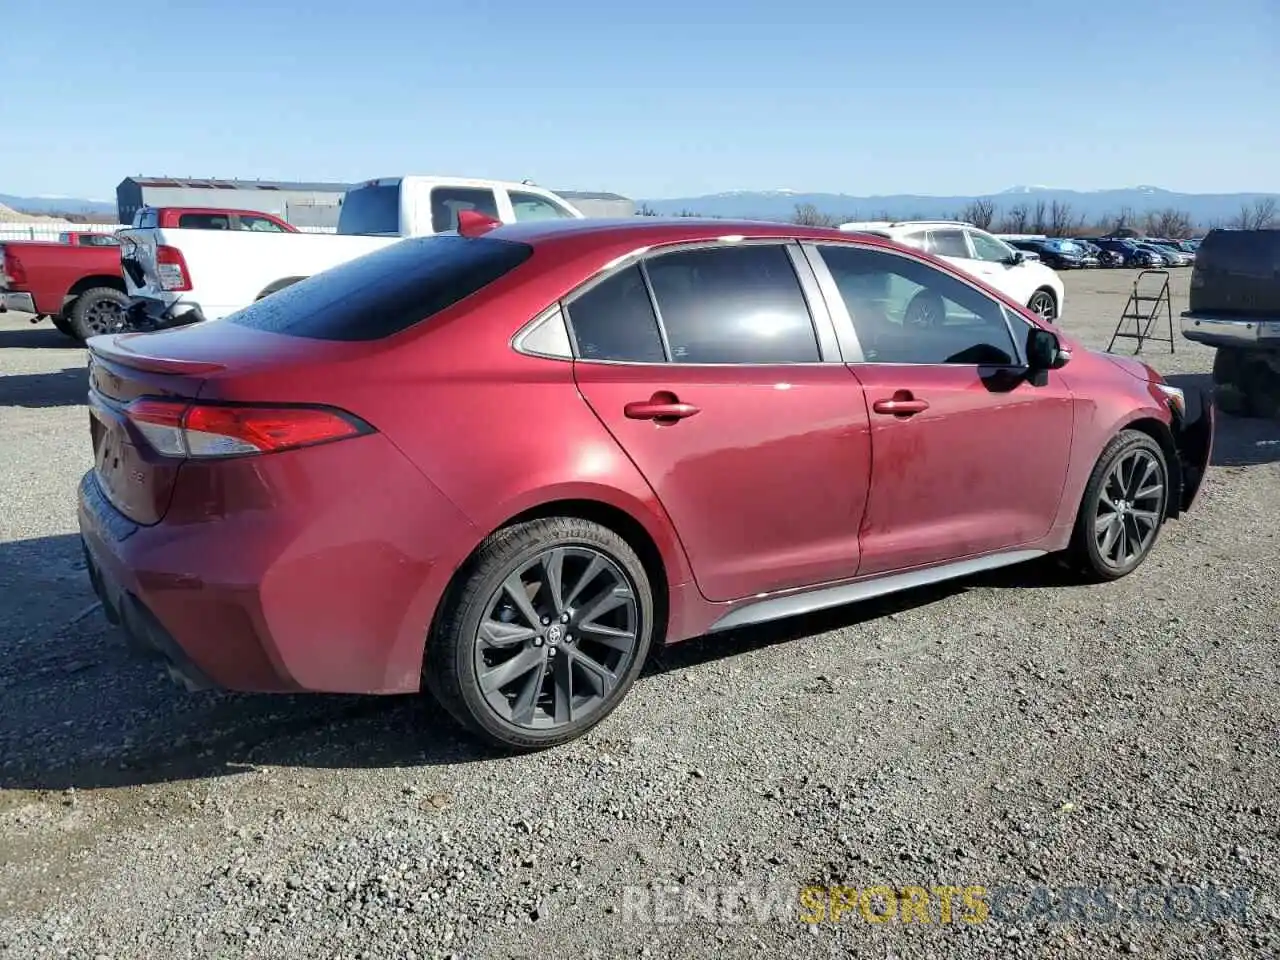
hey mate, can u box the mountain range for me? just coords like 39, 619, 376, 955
2, 186, 1278, 226
639, 186, 1280, 225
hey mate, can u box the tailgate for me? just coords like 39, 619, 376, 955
86, 338, 210, 525
1189, 230, 1280, 317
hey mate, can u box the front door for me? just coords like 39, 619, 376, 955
811, 241, 1075, 576
564, 243, 872, 603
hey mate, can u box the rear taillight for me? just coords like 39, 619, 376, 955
125, 398, 372, 458
155, 245, 192, 291
3, 248, 26, 285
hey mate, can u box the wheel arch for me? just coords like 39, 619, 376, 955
65, 274, 126, 302
1112, 416, 1183, 519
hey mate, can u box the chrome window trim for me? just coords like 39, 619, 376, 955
562, 238, 841, 367
800, 240, 1029, 369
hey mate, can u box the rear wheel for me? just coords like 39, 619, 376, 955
68, 288, 129, 339
1067, 431, 1168, 581
50, 315, 78, 340
425, 517, 654, 750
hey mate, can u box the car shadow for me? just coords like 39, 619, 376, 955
0, 367, 88, 408
1165, 373, 1280, 467
0, 325, 80, 349
0, 532, 989, 792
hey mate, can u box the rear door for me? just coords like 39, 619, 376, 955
806, 241, 1074, 576
567, 241, 871, 603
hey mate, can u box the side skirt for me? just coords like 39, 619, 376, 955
707, 549, 1048, 633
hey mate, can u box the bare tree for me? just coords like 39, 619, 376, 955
1142, 208, 1194, 238
1100, 206, 1138, 235
636, 202, 659, 217
675, 209, 702, 218
792, 203, 841, 228
1230, 198, 1278, 230
1046, 200, 1083, 237
1028, 200, 1049, 235
1001, 204, 1030, 233
960, 199, 996, 230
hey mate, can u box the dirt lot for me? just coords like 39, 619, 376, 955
1, 269, 1277, 960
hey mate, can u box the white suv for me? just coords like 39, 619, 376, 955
838, 220, 1066, 323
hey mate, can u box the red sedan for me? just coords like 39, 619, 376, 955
77, 215, 1214, 749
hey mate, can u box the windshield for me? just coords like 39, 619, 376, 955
337, 183, 402, 236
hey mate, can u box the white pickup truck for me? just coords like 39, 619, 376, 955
117, 175, 586, 328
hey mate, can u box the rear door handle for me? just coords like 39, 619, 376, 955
872, 392, 929, 417
624, 392, 700, 422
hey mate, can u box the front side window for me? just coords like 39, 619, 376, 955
564, 265, 666, 363
431, 187, 500, 232
509, 191, 576, 222
968, 230, 1014, 262
239, 214, 289, 232
178, 213, 231, 230
643, 244, 821, 363
817, 244, 1019, 366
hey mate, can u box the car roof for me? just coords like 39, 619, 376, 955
482, 216, 881, 249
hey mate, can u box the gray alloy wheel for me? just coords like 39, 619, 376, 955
1027, 290, 1057, 322
425, 517, 655, 750
472, 545, 641, 730
68, 288, 130, 339
903, 290, 946, 328
1069, 430, 1168, 581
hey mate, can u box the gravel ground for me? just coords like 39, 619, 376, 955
1, 269, 1278, 960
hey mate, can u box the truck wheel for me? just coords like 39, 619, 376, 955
68, 288, 130, 339
1212, 346, 1243, 386
51, 315, 78, 340
1240, 355, 1280, 420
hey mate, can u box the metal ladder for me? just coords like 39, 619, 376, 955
1107, 270, 1175, 354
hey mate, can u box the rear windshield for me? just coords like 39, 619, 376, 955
337, 184, 401, 236
1197, 229, 1280, 271
227, 235, 533, 341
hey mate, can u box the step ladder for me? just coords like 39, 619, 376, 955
1107, 270, 1175, 354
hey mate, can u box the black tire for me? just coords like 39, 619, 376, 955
1026, 289, 1058, 322
50, 315, 79, 340
255, 277, 306, 301
1212, 346, 1244, 387
425, 517, 655, 750
68, 287, 130, 340
1066, 430, 1169, 581
903, 289, 946, 328
1239, 356, 1280, 420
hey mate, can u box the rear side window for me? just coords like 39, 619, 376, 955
178, 213, 231, 230
644, 244, 821, 363
431, 188, 501, 232
227, 236, 533, 341
564, 265, 666, 362
239, 214, 289, 232
134, 209, 158, 229
338, 184, 402, 235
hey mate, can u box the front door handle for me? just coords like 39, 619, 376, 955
624, 391, 700, 422
872, 391, 929, 417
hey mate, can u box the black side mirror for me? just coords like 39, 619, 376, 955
1005, 250, 1026, 266
1026, 327, 1068, 373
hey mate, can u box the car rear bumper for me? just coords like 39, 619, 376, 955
1, 291, 37, 314
1181, 312, 1280, 350
75, 435, 480, 695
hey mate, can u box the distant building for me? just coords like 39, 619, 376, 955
554, 190, 636, 218
116, 177, 353, 229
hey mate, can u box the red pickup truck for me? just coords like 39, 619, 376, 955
0, 238, 128, 340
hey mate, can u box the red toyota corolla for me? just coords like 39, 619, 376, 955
78, 215, 1214, 749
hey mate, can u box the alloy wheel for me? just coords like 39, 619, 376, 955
83, 299, 126, 335
1027, 291, 1057, 321
472, 546, 641, 730
1093, 447, 1166, 569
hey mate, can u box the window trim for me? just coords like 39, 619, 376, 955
506, 189, 578, 222
799, 240, 1029, 368
511, 303, 574, 360
964, 228, 1016, 263
556, 238, 844, 367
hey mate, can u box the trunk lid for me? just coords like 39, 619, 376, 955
1189, 229, 1280, 318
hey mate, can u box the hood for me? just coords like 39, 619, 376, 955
1101, 353, 1161, 383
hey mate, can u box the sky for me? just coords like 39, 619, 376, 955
1, 0, 1277, 201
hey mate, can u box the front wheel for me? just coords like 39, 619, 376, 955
1066, 431, 1169, 581
425, 517, 655, 750
1027, 289, 1058, 322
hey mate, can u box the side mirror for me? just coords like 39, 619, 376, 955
1005, 250, 1026, 266
1027, 327, 1069, 372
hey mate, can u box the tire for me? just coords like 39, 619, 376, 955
68, 287, 130, 340
255, 277, 305, 301
903, 289, 946, 328
1239, 356, 1280, 420
1066, 430, 1169, 581
425, 517, 655, 750
50, 315, 79, 340
1026, 289, 1058, 322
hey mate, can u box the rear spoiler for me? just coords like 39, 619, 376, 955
87, 334, 226, 375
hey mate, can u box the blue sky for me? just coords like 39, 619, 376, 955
1, 0, 1276, 200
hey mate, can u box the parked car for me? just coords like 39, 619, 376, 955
1131, 243, 1175, 267
0, 238, 128, 339
117, 176, 586, 331
1181, 227, 1280, 417
1093, 238, 1165, 268
1004, 238, 1088, 271
1144, 242, 1194, 267
838, 220, 1065, 321
78, 216, 1213, 749
1073, 240, 1122, 268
